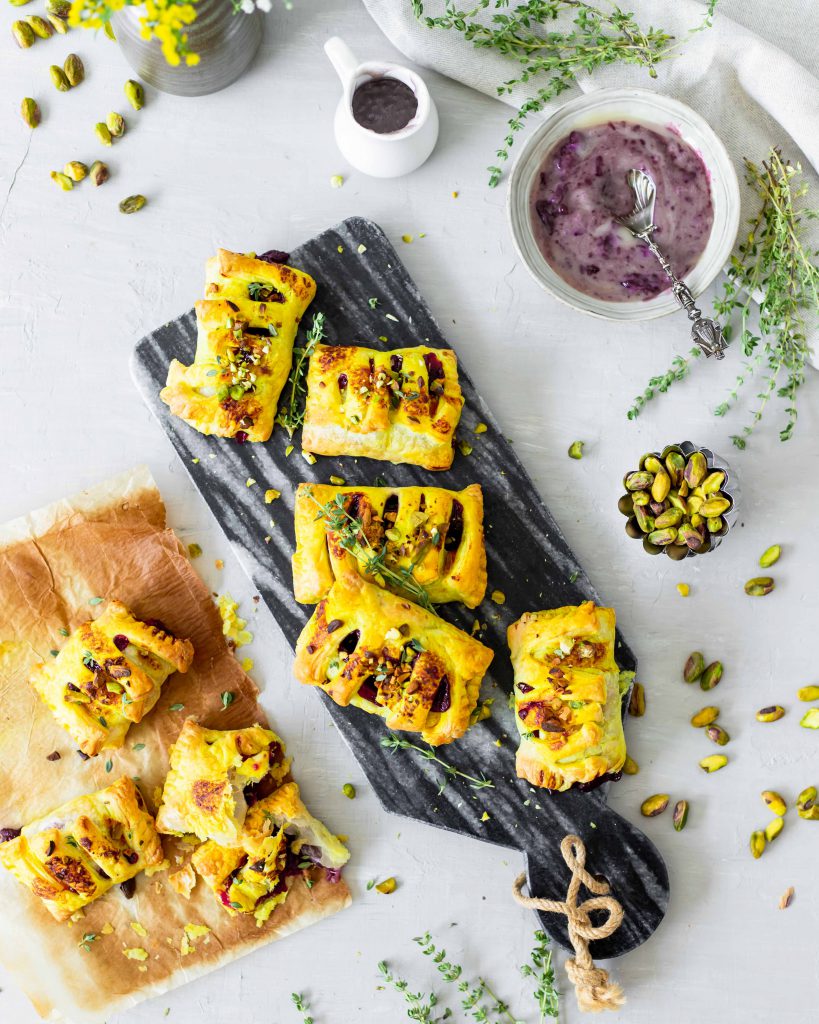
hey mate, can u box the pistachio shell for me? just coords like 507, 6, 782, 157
690, 706, 719, 728
699, 754, 728, 773
761, 791, 786, 817
640, 794, 669, 817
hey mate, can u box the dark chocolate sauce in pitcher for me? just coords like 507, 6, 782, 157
352, 77, 418, 134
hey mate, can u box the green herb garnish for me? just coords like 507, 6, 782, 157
78, 932, 99, 953
381, 733, 494, 795
291, 992, 315, 1024
169, 703, 184, 712
276, 312, 327, 437
520, 930, 559, 1021
220, 691, 235, 711
378, 961, 450, 1023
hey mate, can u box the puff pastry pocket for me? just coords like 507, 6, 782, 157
293, 482, 487, 608
29, 600, 194, 758
301, 344, 464, 470
507, 601, 626, 791
0, 776, 164, 922
293, 575, 494, 745
155, 719, 290, 846
161, 248, 317, 442
191, 781, 349, 926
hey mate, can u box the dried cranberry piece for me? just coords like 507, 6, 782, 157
337, 629, 360, 655
112, 634, 129, 651
46, 750, 61, 761
430, 676, 451, 713
516, 682, 534, 694
257, 249, 290, 264
577, 770, 622, 792
326, 619, 343, 634
357, 677, 378, 703
123, 850, 139, 865
338, 373, 348, 390
0, 827, 21, 843
97, 866, 110, 880
244, 773, 277, 806
120, 878, 136, 899
325, 867, 342, 884
76, 749, 90, 761
422, 352, 445, 385
143, 618, 172, 636
390, 354, 403, 373
235, 430, 249, 444
444, 500, 464, 553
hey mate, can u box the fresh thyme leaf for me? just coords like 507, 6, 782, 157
276, 312, 327, 437
169, 703, 185, 712
520, 929, 559, 1021
291, 992, 315, 1024
413, 0, 718, 186
78, 931, 99, 953
414, 932, 519, 1023
378, 960, 451, 1023
220, 691, 235, 711
628, 148, 818, 446
381, 733, 494, 793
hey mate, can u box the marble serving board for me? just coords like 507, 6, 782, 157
131, 216, 668, 958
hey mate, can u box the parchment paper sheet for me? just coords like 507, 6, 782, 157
0, 465, 350, 1022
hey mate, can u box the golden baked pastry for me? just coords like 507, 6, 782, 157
156, 719, 290, 846
293, 575, 494, 745
30, 600, 194, 758
507, 602, 626, 791
292, 482, 487, 608
161, 248, 317, 442
301, 344, 464, 470
191, 781, 349, 925
0, 777, 164, 922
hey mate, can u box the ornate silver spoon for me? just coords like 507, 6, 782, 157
619, 168, 726, 359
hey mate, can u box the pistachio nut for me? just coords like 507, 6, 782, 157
705, 724, 729, 746
667, 492, 687, 513
89, 160, 109, 186
758, 544, 781, 568
665, 451, 685, 487
678, 479, 689, 498
641, 455, 661, 474
761, 791, 787, 817
651, 468, 671, 503
647, 527, 678, 547
50, 170, 74, 190
47, 13, 68, 33
691, 706, 719, 728
47, 0, 72, 15
702, 470, 726, 494
765, 818, 784, 843
50, 65, 71, 91
797, 685, 819, 702
25, 14, 53, 37
20, 97, 40, 128
678, 522, 703, 550
672, 799, 688, 831
686, 494, 704, 515
124, 78, 145, 110
64, 53, 85, 86
756, 705, 785, 723
623, 755, 639, 775
628, 681, 645, 718
800, 708, 819, 729
700, 495, 730, 517
801, 806, 819, 821
631, 490, 651, 507
699, 754, 728, 773
683, 651, 705, 683
10, 0, 35, 5
796, 786, 817, 816
654, 507, 683, 529
626, 471, 653, 491
640, 793, 669, 817
95, 122, 113, 146
567, 440, 584, 460
633, 505, 653, 534
706, 516, 724, 534
749, 830, 766, 859
676, 582, 690, 597
745, 576, 774, 597
342, 783, 356, 799
106, 110, 126, 137
375, 877, 397, 894
699, 661, 723, 691
12, 20, 36, 47
119, 194, 146, 214
689, 514, 705, 530
63, 160, 88, 182
105, 680, 124, 694
683, 451, 707, 488
103, 19, 115, 39
648, 499, 668, 517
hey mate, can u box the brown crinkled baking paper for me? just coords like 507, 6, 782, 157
0, 465, 350, 1022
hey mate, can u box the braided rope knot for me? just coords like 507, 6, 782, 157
512, 834, 625, 1014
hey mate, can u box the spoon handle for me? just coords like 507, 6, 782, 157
639, 234, 726, 360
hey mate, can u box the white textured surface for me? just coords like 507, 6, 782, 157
1, 2, 819, 1022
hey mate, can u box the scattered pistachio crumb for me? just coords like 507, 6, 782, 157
779, 886, 795, 909
264, 488, 281, 504
375, 877, 397, 894
123, 947, 149, 961
337, 245, 344, 253
264, 535, 271, 544
101, 923, 114, 935
451, 191, 459, 198
368, 297, 379, 309
385, 313, 399, 322
329, 475, 346, 485
301, 450, 317, 465
677, 583, 690, 597
330, 174, 344, 188
474, 422, 488, 434
285, 444, 294, 457
458, 440, 473, 457
187, 542, 202, 559
246, 478, 256, 488
215, 559, 224, 570
191, 457, 200, 464
491, 590, 506, 605
130, 922, 148, 938
401, 234, 413, 243
357, 243, 367, 254
480, 811, 490, 822
240, 656, 254, 673
378, 335, 388, 342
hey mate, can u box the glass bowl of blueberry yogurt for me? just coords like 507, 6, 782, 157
507, 87, 741, 321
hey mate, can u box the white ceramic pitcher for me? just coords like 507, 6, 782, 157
324, 36, 439, 178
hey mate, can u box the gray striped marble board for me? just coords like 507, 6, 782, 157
131, 216, 668, 958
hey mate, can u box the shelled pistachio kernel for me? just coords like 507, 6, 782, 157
683, 651, 705, 683
47, 0, 71, 15
50, 65, 71, 92
623, 755, 639, 775
798, 685, 819, 702
20, 97, 40, 128
640, 794, 669, 817
750, 830, 766, 859
64, 53, 85, 86
765, 818, 784, 843
672, 800, 688, 831
12, 20, 36, 47
106, 111, 126, 137
699, 754, 728, 773
89, 160, 109, 186
796, 786, 817, 817
699, 661, 723, 691
705, 725, 729, 746
759, 544, 781, 568
124, 79, 145, 110
745, 576, 774, 597
50, 170, 73, 191
119, 194, 146, 214
568, 440, 584, 460
691, 706, 719, 728
627, 682, 645, 717
95, 123, 113, 146
47, 13, 68, 33
342, 783, 355, 799
756, 705, 785, 723
25, 14, 53, 37
375, 877, 397, 894
800, 708, 819, 729
676, 583, 690, 597
64, 161, 88, 182
762, 791, 787, 817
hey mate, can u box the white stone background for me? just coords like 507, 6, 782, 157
1, 0, 819, 1021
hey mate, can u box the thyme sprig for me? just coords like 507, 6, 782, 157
628, 148, 819, 447
415, 933, 522, 1024
378, 961, 453, 1023
291, 993, 314, 1024
308, 490, 436, 612
276, 311, 326, 436
381, 733, 494, 794
520, 930, 559, 1022
412, 0, 718, 186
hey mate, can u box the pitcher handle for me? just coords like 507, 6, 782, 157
324, 36, 359, 86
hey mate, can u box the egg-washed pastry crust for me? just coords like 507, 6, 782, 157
0, 777, 164, 922
161, 249, 317, 442
192, 781, 349, 926
301, 344, 464, 470
156, 719, 290, 847
294, 575, 494, 745
293, 482, 487, 608
507, 601, 626, 791
29, 600, 194, 758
